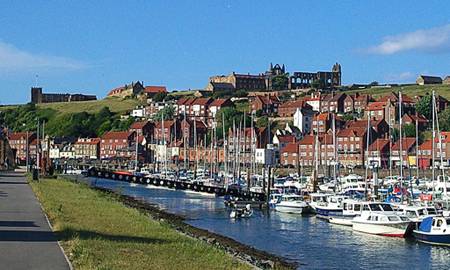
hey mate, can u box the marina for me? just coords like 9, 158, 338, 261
82, 175, 450, 269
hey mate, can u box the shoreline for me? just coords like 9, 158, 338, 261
89, 184, 297, 269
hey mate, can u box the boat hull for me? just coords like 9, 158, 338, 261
275, 204, 305, 214
329, 216, 354, 226
315, 207, 343, 219
413, 231, 450, 246
352, 222, 408, 237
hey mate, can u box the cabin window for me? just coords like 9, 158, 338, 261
400, 216, 409, 222
388, 216, 398, 221
354, 205, 361, 211
363, 205, 370, 211
406, 211, 416, 218
437, 219, 443, 227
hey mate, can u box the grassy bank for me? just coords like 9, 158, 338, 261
30, 178, 250, 270
37, 97, 142, 115
346, 84, 450, 99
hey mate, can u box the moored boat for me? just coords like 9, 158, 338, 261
352, 212, 411, 237
275, 194, 309, 214
413, 216, 450, 246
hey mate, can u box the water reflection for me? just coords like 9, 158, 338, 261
87, 178, 449, 270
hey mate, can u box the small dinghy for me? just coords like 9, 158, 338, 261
230, 204, 253, 219
413, 216, 450, 246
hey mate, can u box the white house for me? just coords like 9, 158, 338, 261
255, 148, 275, 165
293, 107, 314, 135
131, 106, 146, 118
49, 146, 60, 159
59, 144, 75, 159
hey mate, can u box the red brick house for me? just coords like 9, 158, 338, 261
154, 120, 180, 144
8, 132, 37, 164
351, 93, 371, 113
181, 119, 208, 147
365, 138, 390, 168
365, 101, 396, 124
312, 113, 332, 134
391, 137, 417, 167
343, 94, 354, 113
100, 131, 136, 159
250, 95, 280, 115
129, 121, 154, 139
328, 93, 347, 113
337, 127, 369, 167
280, 142, 300, 167
402, 113, 428, 130
346, 119, 389, 139
298, 135, 315, 166
279, 99, 313, 118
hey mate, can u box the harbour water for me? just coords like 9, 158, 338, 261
87, 177, 450, 269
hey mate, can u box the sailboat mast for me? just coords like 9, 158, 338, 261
399, 92, 404, 202
388, 99, 393, 180
332, 113, 337, 183
364, 113, 370, 200
434, 94, 447, 197
415, 111, 419, 178
432, 91, 436, 190
222, 113, 227, 183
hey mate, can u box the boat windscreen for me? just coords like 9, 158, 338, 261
369, 203, 393, 211
419, 217, 433, 232
380, 204, 394, 211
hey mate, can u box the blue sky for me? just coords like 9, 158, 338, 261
1, 0, 450, 104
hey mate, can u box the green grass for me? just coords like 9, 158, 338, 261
235, 101, 250, 113
168, 90, 197, 97
36, 97, 142, 115
30, 178, 250, 270
346, 84, 450, 99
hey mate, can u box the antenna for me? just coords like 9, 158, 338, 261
35, 74, 39, 87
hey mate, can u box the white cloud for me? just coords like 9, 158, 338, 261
0, 41, 87, 71
366, 24, 450, 55
385, 71, 416, 82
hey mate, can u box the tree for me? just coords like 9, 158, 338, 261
416, 94, 432, 119
272, 75, 289, 90
235, 90, 248, 98
215, 106, 251, 140
341, 113, 355, 121
403, 124, 416, 137
152, 105, 175, 121
439, 107, 450, 131
152, 92, 167, 102
369, 81, 379, 86
256, 116, 269, 128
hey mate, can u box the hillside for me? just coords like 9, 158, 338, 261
346, 84, 450, 99
36, 97, 142, 115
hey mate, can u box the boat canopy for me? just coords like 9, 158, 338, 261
419, 217, 433, 232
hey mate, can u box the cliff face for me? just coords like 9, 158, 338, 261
0, 130, 15, 170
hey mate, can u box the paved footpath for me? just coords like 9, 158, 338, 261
0, 172, 70, 270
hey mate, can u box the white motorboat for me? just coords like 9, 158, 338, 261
397, 205, 438, 223
308, 193, 333, 212
275, 194, 309, 214
314, 195, 348, 219
352, 212, 411, 237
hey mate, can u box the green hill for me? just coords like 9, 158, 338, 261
36, 97, 142, 115
346, 84, 450, 99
